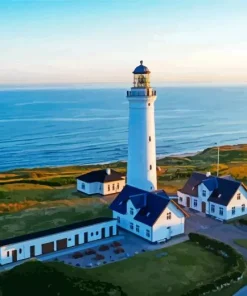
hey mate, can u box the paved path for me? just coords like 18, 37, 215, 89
184, 208, 247, 259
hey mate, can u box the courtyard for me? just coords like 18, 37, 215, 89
50, 240, 228, 296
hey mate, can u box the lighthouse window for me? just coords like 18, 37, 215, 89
149, 136, 151, 142
150, 165, 152, 170
148, 103, 150, 106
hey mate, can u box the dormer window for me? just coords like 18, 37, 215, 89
218, 194, 221, 198
237, 193, 241, 200
119, 201, 123, 205
202, 190, 206, 197
130, 208, 134, 215
192, 187, 195, 190
146, 212, 150, 217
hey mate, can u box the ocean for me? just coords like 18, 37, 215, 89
0, 86, 247, 171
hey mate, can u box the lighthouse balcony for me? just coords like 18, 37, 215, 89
127, 90, 156, 97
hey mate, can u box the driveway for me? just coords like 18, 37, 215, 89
184, 208, 247, 259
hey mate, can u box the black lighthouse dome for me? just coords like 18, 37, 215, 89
133, 60, 151, 74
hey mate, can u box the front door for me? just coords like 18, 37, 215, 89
202, 202, 206, 213
186, 196, 190, 207
109, 226, 114, 237
12, 250, 17, 262
101, 228, 106, 239
56, 238, 67, 251
75, 234, 79, 246
84, 232, 88, 244
30, 245, 35, 257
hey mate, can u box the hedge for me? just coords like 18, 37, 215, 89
239, 218, 247, 226
0, 177, 76, 187
181, 233, 246, 296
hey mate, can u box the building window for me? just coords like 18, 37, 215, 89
96, 231, 99, 235
117, 183, 119, 190
146, 229, 150, 237
149, 136, 151, 142
130, 207, 134, 215
211, 204, 215, 213
19, 249, 22, 254
237, 193, 241, 200
232, 206, 236, 215
108, 184, 110, 191
81, 183, 85, 190
7, 251, 9, 257
91, 232, 94, 236
219, 207, 224, 216
117, 216, 120, 223
150, 165, 152, 170
194, 199, 198, 207
112, 183, 115, 190
167, 212, 171, 220
202, 190, 206, 197
99, 185, 101, 191
136, 225, 140, 233
68, 238, 71, 241
130, 222, 134, 230
179, 197, 183, 202
242, 204, 245, 212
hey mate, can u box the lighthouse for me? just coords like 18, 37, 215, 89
126, 61, 157, 192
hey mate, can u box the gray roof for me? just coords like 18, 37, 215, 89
109, 185, 171, 226
180, 172, 242, 206
133, 60, 150, 74
77, 169, 124, 183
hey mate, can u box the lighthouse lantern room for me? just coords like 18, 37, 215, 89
126, 61, 157, 192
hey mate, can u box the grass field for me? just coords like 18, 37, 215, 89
234, 239, 247, 249
48, 241, 228, 296
0, 199, 111, 240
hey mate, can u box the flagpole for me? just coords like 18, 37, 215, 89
217, 143, 220, 177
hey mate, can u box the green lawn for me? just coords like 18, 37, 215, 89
50, 242, 228, 296
234, 239, 247, 249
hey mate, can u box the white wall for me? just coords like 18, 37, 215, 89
208, 201, 227, 220
77, 179, 125, 196
226, 186, 247, 220
103, 179, 126, 195
152, 202, 184, 242
127, 88, 157, 192
0, 220, 117, 265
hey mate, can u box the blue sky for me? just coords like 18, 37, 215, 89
0, 0, 247, 86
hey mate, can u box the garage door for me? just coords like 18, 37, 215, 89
56, 238, 67, 251
42, 242, 54, 254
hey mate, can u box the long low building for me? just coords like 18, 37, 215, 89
0, 217, 117, 266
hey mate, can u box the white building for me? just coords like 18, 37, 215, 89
110, 185, 186, 243
76, 168, 125, 195
177, 172, 247, 221
0, 217, 117, 266
126, 61, 157, 192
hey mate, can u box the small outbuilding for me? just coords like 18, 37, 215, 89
0, 217, 117, 266
76, 168, 126, 195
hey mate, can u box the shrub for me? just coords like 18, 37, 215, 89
72, 252, 83, 259
114, 247, 124, 254
94, 253, 105, 260
111, 241, 121, 247
239, 218, 247, 225
85, 249, 96, 255
99, 245, 109, 251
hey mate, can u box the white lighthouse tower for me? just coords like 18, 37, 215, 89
126, 61, 157, 192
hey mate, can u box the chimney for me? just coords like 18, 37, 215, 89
106, 168, 111, 175
206, 172, 211, 177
